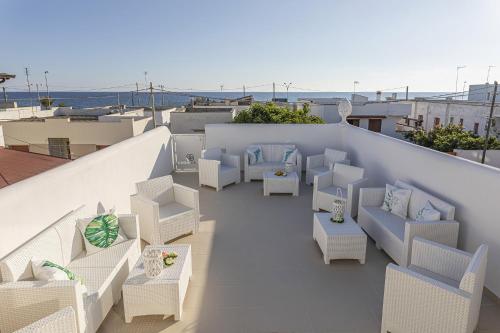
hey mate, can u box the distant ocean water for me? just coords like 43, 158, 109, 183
3, 91, 447, 109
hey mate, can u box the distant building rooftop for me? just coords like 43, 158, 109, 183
0, 148, 69, 188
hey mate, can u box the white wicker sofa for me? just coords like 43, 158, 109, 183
0, 206, 141, 333
244, 144, 302, 182
13, 307, 78, 333
358, 180, 459, 267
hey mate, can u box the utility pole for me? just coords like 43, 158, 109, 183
243, 85, 246, 97
25, 67, 33, 114
2, 87, 7, 103
36, 83, 41, 106
150, 82, 157, 128
136, 82, 140, 106
131, 91, 135, 106
220, 85, 224, 93
160, 85, 165, 106
482, 81, 498, 164
117, 92, 120, 106
462, 81, 467, 100
44, 71, 49, 98
405, 86, 409, 101
455, 65, 466, 98
353, 81, 359, 102
272, 82, 276, 101
283, 82, 292, 101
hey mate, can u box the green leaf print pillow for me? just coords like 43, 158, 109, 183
77, 212, 128, 255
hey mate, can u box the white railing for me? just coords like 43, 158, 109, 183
172, 134, 206, 171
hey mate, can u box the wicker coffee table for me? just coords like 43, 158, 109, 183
123, 244, 192, 322
263, 171, 299, 196
313, 213, 367, 264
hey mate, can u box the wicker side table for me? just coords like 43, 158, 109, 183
123, 244, 192, 322
263, 171, 299, 196
313, 213, 367, 264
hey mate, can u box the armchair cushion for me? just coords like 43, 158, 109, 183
310, 165, 329, 174
408, 264, 460, 288
158, 202, 193, 221
318, 185, 346, 198
381, 184, 412, 219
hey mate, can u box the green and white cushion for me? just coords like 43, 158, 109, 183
415, 200, 441, 222
282, 147, 297, 164
247, 145, 264, 165
31, 259, 79, 281
381, 184, 412, 219
77, 213, 128, 256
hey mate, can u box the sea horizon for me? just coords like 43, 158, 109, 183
3, 91, 451, 109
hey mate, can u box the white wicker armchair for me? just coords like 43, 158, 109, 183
306, 148, 350, 185
382, 237, 488, 333
312, 163, 367, 217
131, 175, 200, 245
13, 307, 77, 333
198, 147, 240, 191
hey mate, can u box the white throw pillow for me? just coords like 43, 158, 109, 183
282, 147, 297, 164
77, 213, 128, 256
31, 259, 77, 281
381, 184, 412, 219
415, 201, 441, 222
247, 145, 264, 165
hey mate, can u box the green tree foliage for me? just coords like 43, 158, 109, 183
405, 124, 500, 152
233, 102, 325, 124
40, 97, 54, 108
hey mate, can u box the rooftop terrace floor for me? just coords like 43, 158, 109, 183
99, 172, 500, 333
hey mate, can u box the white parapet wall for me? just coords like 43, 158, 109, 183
0, 126, 173, 264
454, 149, 500, 169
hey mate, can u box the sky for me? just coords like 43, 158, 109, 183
2, 0, 500, 92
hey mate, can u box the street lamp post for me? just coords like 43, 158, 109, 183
353, 81, 359, 102
44, 71, 49, 98
455, 65, 466, 98
487, 65, 496, 83
283, 82, 292, 101
462, 81, 467, 100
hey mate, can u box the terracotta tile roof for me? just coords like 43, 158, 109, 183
0, 148, 70, 188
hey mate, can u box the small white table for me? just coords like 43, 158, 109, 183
123, 244, 192, 322
263, 171, 299, 196
313, 213, 367, 264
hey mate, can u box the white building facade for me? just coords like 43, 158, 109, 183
408, 99, 500, 137
296, 98, 411, 138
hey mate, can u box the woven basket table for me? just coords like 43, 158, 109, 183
123, 244, 192, 322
